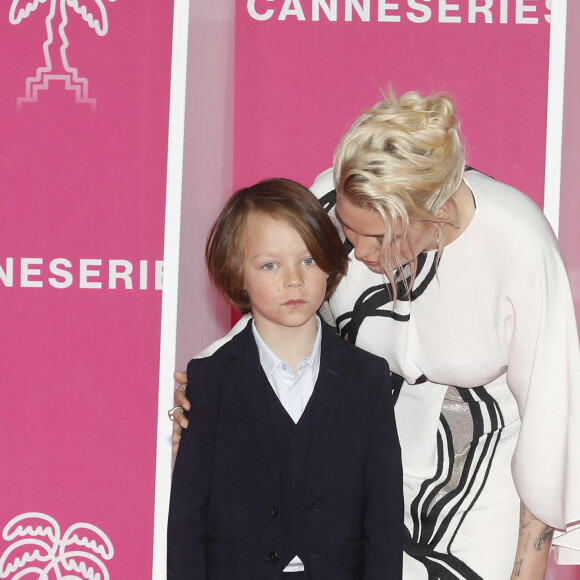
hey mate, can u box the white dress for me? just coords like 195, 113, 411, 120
310, 168, 580, 579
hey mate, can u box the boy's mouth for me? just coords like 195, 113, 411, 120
284, 299, 306, 307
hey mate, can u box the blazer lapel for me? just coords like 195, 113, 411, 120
232, 324, 281, 489
306, 323, 344, 500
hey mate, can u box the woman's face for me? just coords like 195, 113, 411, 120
335, 196, 436, 273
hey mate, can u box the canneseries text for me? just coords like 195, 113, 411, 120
246, 0, 552, 24
0, 258, 163, 290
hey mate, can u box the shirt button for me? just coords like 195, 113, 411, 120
267, 551, 279, 563
268, 505, 278, 518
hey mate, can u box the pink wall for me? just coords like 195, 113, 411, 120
234, 2, 550, 205
1, 1, 577, 577
0, 2, 173, 577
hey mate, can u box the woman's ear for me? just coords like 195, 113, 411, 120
437, 200, 452, 220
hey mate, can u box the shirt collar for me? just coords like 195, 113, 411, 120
252, 316, 322, 379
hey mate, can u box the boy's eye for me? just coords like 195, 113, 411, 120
261, 262, 277, 271
302, 257, 316, 266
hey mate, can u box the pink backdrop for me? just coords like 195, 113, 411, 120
0, 2, 173, 577
1, 1, 577, 578
234, 1, 550, 205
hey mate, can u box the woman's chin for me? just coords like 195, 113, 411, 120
361, 259, 383, 274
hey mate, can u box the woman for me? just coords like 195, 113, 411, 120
171, 91, 580, 579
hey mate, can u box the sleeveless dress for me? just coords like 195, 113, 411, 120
310, 168, 580, 578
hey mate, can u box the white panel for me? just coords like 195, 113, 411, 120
152, 0, 191, 577
176, 0, 236, 368
152, 0, 235, 577
543, 0, 568, 236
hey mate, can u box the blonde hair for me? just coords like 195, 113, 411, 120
333, 90, 465, 297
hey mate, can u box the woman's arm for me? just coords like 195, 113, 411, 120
510, 502, 553, 579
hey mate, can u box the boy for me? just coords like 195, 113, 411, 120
167, 178, 403, 579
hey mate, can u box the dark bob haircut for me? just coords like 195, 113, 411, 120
206, 178, 349, 314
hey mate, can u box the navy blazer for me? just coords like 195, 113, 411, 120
168, 320, 403, 580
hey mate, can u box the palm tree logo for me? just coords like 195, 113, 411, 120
0, 512, 114, 579
9, 0, 117, 109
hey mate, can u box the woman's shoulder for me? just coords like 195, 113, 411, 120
310, 167, 334, 200
464, 169, 557, 250
465, 170, 545, 223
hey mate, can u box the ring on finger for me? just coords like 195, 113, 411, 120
168, 406, 183, 421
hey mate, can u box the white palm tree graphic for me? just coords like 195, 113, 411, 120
0, 512, 114, 580
9, 0, 117, 108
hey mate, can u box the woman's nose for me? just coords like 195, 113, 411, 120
353, 236, 379, 261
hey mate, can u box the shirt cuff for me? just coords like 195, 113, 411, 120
283, 555, 305, 572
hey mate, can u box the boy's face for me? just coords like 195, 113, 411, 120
243, 212, 328, 334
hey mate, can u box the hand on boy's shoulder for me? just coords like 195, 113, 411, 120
171, 375, 189, 453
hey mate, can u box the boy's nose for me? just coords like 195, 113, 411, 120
284, 266, 304, 287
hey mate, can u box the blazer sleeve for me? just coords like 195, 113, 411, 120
363, 359, 404, 579
195, 314, 251, 358
167, 358, 221, 580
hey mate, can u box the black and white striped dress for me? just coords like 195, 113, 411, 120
311, 168, 580, 578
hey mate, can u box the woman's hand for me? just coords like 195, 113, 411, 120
510, 502, 553, 579
171, 371, 190, 455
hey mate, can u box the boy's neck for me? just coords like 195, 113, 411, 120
253, 316, 319, 376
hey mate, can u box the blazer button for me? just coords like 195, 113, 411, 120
267, 551, 279, 563
268, 505, 278, 518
